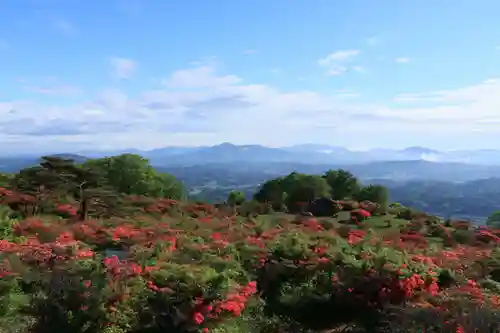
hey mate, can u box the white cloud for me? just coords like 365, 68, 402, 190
333, 89, 360, 99
0, 65, 361, 150
318, 50, 361, 76
2, 63, 500, 152
110, 57, 137, 79
165, 65, 240, 89
319, 50, 360, 62
393, 79, 500, 105
387, 78, 500, 123
395, 57, 410, 63
352, 66, 365, 73
19, 77, 82, 96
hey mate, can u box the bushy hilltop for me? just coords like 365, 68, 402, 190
0, 154, 393, 221
2, 154, 500, 332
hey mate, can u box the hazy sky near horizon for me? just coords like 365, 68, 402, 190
1, 0, 500, 153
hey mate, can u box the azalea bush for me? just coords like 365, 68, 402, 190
1, 195, 500, 333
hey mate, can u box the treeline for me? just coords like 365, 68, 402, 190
0, 154, 389, 210
233, 169, 389, 214
186, 174, 500, 220
0, 154, 396, 219
0, 154, 186, 220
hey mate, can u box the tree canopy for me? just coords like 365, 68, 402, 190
487, 211, 500, 229
322, 169, 361, 200
83, 154, 186, 199
253, 170, 386, 214
227, 190, 246, 206
355, 184, 389, 208
3, 154, 186, 220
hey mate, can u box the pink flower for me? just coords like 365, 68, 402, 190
193, 312, 205, 325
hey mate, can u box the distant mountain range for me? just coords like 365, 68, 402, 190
5, 143, 500, 166
3, 144, 500, 219
75, 143, 500, 166
2, 143, 500, 183
158, 160, 500, 184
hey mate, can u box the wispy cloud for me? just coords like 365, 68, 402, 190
395, 57, 410, 63
333, 89, 360, 99
0, 64, 365, 148
110, 57, 137, 79
393, 78, 500, 105
165, 65, 240, 88
53, 19, 77, 36
318, 50, 360, 76
352, 66, 366, 73
19, 77, 82, 96
4, 61, 500, 151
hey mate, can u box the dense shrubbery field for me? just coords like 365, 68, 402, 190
2, 196, 500, 333
2, 155, 500, 332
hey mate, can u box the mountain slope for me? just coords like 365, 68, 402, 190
149, 143, 334, 165
6, 143, 500, 165
144, 144, 500, 166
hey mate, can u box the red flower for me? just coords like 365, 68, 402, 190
193, 312, 205, 325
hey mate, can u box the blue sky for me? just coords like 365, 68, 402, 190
1, 0, 500, 153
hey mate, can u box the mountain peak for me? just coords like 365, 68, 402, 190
402, 146, 440, 154
218, 142, 236, 147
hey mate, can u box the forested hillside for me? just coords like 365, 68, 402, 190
2, 154, 500, 220
161, 165, 500, 221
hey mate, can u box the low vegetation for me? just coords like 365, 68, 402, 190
1, 154, 500, 332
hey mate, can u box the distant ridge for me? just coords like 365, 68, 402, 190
136, 143, 500, 166
3, 143, 500, 167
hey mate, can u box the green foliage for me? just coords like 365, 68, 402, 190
322, 169, 361, 200
451, 229, 475, 245
394, 207, 416, 220
3, 153, 500, 332
84, 154, 186, 199
283, 174, 330, 211
355, 184, 389, 209
487, 211, 500, 229
0, 173, 13, 188
255, 171, 373, 214
175, 167, 500, 220
0, 206, 19, 241
254, 178, 287, 210
227, 191, 246, 206
4, 154, 186, 221
237, 200, 271, 216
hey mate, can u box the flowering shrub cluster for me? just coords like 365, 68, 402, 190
1, 193, 500, 333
